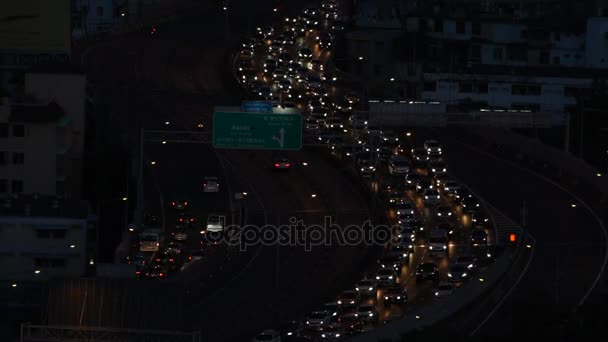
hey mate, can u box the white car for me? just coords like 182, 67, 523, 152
206, 215, 225, 233
423, 189, 441, 206
306, 310, 333, 330
203, 177, 220, 192
252, 329, 280, 342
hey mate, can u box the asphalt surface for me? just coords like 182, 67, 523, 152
439, 129, 606, 337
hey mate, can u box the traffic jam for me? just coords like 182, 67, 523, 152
236, 0, 502, 341
127, 176, 223, 279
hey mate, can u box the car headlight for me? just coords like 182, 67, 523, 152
321, 334, 326, 338
437, 213, 442, 216
435, 291, 439, 296
355, 287, 359, 291
438, 148, 442, 151
306, 321, 310, 324
448, 212, 452, 216
425, 196, 429, 199
462, 273, 467, 277
368, 287, 373, 291
369, 313, 373, 317
397, 296, 401, 300
388, 276, 393, 279
429, 246, 433, 250
376, 276, 380, 280
384, 296, 389, 300
448, 273, 452, 277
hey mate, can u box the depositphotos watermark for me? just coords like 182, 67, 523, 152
203, 216, 406, 251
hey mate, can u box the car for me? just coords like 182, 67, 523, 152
377, 255, 401, 273
259, 26, 274, 39
206, 215, 225, 233
203, 176, 220, 192
273, 157, 291, 170
428, 228, 448, 255
131, 253, 148, 268
416, 179, 433, 194
387, 192, 403, 205
428, 161, 448, 176
471, 228, 488, 247
339, 313, 364, 335
383, 287, 407, 305
273, 68, 287, 79
355, 279, 377, 297
325, 117, 344, 129
176, 212, 196, 226
435, 205, 453, 218
388, 155, 411, 176
279, 320, 302, 339
355, 304, 377, 322
320, 323, 343, 340
423, 189, 441, 206
278, 79, 292, 90
471, 210, 489, 225
277, 52, 293, 64
298, 48, 313, 60
396, 201, 415, 215
434, 173, 450, 187
375, 268, 397, 286
171, 200, 188, 210
443, 180, 461, 195
436, 221, 455, 235
240, 69, 258, 83
336, 290, 359, 308
405, 173, 422, 189
263, 59, 278, 72
145, 264, 166, 279
310, 59, 324, 71
242, 37, 256, 49
416, 262, 439, 281
397, 213, 415, 225
253, 329, 281, 342
461, 195, 480, 213
435, 282, 455, 298
423, 139, 442, 156
364, 124, 382, 136
258, 86, 272, 99
454, 187, 472, 201
322, 302, 341, 317
396, 224, 416, 242
172, 227, 188, 241
304, 118, 320, 131
381, 130, 400, 144
167, 241, 184, 254
344, 92, 359, 104
448, 263, 469, 282
411, 147, 429, 163
388, 241, 413, 262
455, 255, 478, 272
238, 49, 254, 61
306, 75, 322, 90
305, 310, 333, 330
358, 159, 375, 178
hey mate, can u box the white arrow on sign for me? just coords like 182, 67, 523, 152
272, 128, 285, 148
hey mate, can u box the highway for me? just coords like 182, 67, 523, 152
439, 129, 606, 337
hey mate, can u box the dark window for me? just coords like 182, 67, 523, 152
97, 6, 103, 17
11, 180, 23, 193
423, 81, 437, 91
554, 32, 560, 41
564, 87, 578, 97
0, 151, 6, 165
0, 179, 7, 193
0, 123, 8, 137
493, 47, 503, 61
12, 124, 24, 137
471, 45, 481, 59
434, 19, 443, 33
512, 84, 526, 95
12, 152, 24, 165
36, 229, 66, 239
511, 103, 540, 111
373, 64, 383, 75
35, 258, 66, 268
456, 21, 465, 34
527, 85, 541, 95
512, 84, 540, 96
540, 50, 549, 64
477, 82, 488, 93
472, 22, 481, 35
459, 82, 473, 93
521, 30, 527, 39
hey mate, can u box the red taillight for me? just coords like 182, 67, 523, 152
190, 218, 194, 222
184, 202, 188, 206
285, 163, 291, 167
159, 273, 164, 277
188, 256, 192, 261
156, 242, 159, 247
172, 202, 176, 206
135, 271, 141, 275
275, 163, 280, 167
179, 218, 183, 222
169, 258, 174, 262
155, 258, 161, 262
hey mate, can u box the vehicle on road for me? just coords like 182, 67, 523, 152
383, 287, 407, 305
355, 304, 378, 322
252, 329, 281, 342
139, 229, 162, 252
320, 323, 343, 340
435, 282, 454, 298
435, 205, 453, 218
416, 262, 439, 282
336, 290, 359, 309
206, 215, 225, 233
429, 228, 449, 256
424, 139, 442, 156
305, 310, 333, 331
411, 147, 429, 163
448, 263, 469, 282
377, 255, 402, 273
388, 154, 411, 176
171, 200, 189, 210
375, 268, 397, 287
396, 201, 414, 215
471, 228, 488, 247
203, 176, 220, 192
423, 189, 441, 206
355, 279, 377, 297
273, 157, 292, 170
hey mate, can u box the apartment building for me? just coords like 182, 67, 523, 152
0, 69, 86, 199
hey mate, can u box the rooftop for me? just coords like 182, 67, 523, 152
10, 102, 65, 123
0, 194, 91, 219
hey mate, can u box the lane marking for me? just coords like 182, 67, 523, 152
453, 137, 607, 312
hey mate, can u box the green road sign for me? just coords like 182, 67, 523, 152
213, 111, 302, 150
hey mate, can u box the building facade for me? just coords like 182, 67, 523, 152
0, 70, 86, 199
0, 194, 94, 282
